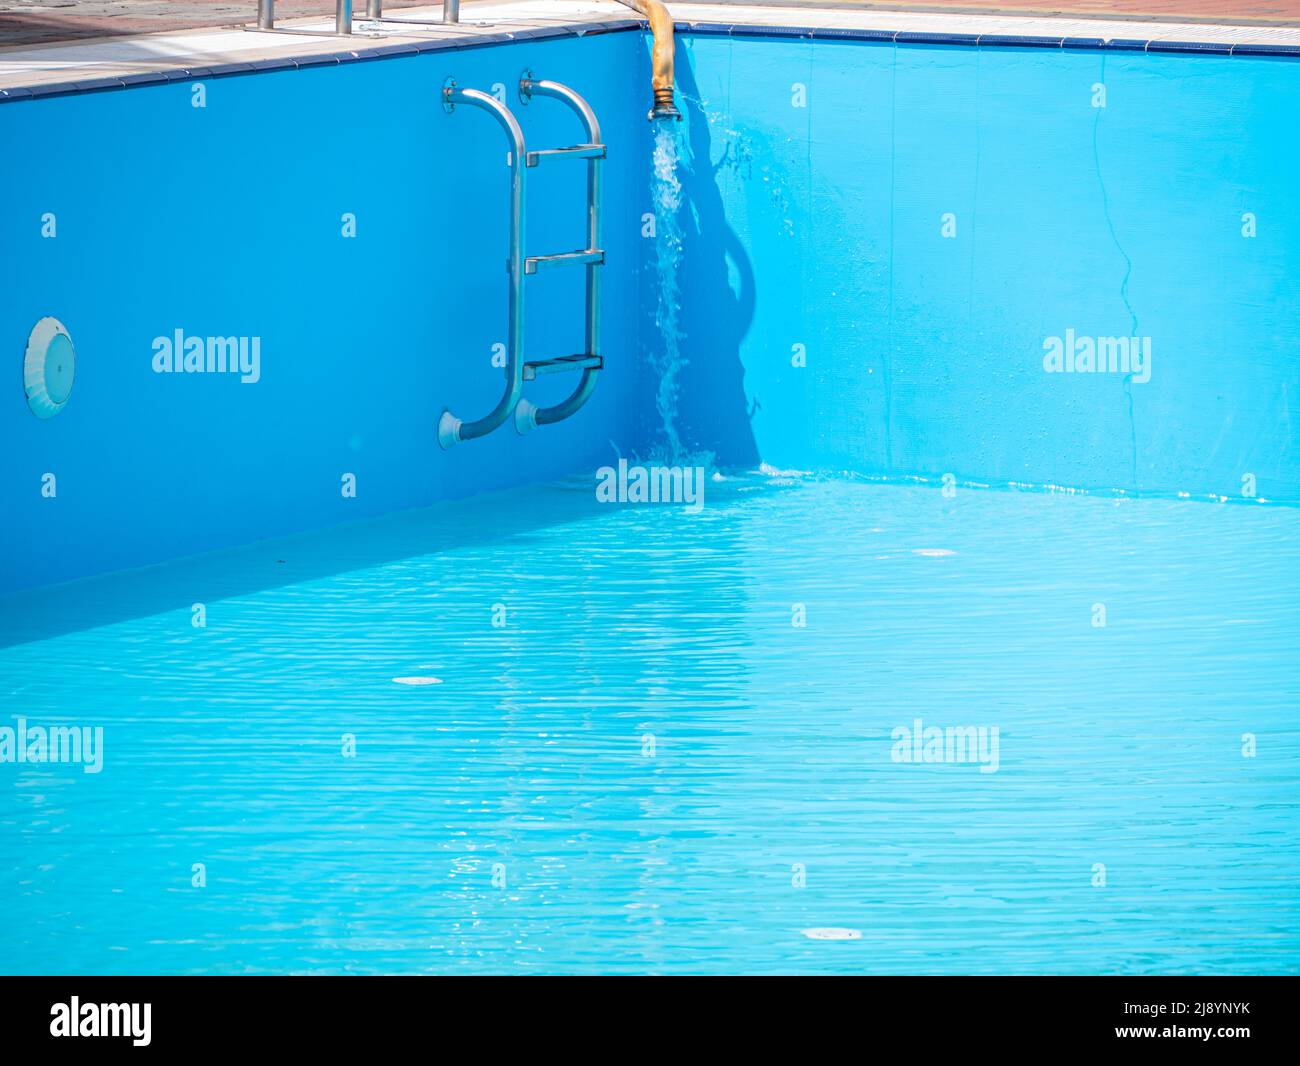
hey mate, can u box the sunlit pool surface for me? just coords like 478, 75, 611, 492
2, 472, 1298, 974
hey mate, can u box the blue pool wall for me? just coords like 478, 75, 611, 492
665, 33, 1300, 500
5, 26, 1300, 597
0, 30, 649, 595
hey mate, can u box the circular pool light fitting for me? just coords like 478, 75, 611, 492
24, 316, 76, 419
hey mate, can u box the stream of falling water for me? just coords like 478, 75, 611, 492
650, 121, 686, 463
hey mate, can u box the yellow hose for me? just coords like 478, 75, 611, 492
615, 0, 679, 119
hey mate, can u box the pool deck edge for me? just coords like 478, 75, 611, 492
2, 1, 1300, 102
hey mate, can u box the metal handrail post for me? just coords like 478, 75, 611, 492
251, 1, 353, 34
437, 83, 527, 448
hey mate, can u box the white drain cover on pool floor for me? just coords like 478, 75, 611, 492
802, 927, 862, 940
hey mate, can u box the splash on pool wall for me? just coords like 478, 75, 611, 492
3, 27, 1298, 595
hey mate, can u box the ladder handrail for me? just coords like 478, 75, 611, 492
515, 77, 603, 432
438, 83, 527, 448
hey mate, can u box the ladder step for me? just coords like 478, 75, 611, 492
526, 144, 606, 167
524, 249, 604, 275
523, 354, 604, 381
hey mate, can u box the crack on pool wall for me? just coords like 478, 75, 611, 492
966, 47, 983, 333
883, 42, 899, 474
1090, 51, 1142, 491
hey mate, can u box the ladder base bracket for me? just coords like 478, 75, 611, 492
437, 409, 463, 450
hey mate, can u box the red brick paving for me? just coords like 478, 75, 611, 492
1, 0, 1297, 49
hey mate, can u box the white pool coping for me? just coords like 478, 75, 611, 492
1, 1, 1298, 94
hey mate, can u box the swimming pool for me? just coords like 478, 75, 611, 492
4, 471, 1299, 974
3, 6, 1299, 975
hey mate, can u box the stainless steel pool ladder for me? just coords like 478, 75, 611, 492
437, 75, 606, 449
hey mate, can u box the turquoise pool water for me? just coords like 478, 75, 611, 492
2, 472, 1297, 975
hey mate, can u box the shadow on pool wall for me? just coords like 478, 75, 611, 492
668, 35, 1300, 500
641, 46, 760, 468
